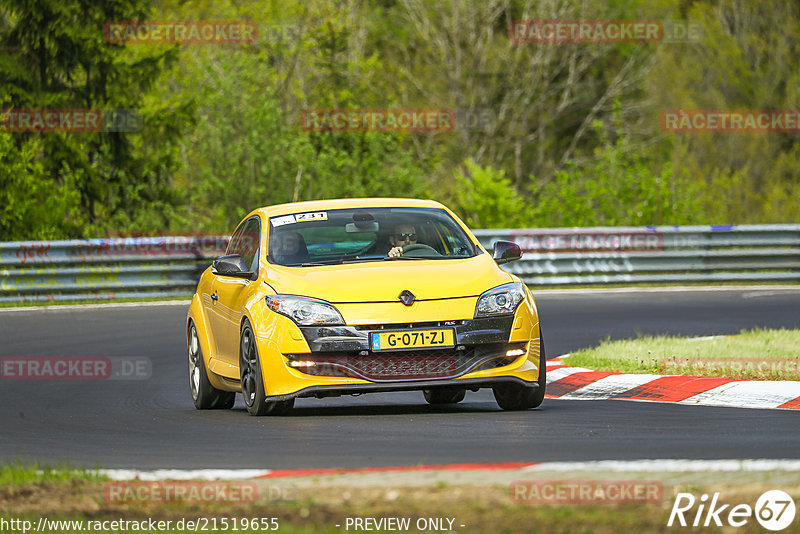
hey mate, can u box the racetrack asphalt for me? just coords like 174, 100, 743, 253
1, 287, 799, 469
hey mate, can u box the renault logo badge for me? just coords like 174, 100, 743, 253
398, 290, 416, 306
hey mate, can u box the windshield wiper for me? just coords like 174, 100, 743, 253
281, 259, 346, 267
342, 257, 384, 263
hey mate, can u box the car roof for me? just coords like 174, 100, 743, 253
250, 198, 448, 219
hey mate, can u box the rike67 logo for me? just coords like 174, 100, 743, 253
668, 490, 796, 531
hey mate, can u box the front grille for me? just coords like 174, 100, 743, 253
353, 320, 467, 331
286, 343, 523, 382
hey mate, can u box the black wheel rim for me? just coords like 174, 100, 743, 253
188, 326, 200, 400
240, 327, 258, 407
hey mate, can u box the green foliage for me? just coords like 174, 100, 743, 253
0, 129, 84, 239
530, 120, 705, 227
171, 39, 428, 232
2, 0, 800, 239
646, 0, 800, 224
451, 159, 528, 228
0, 0, 193, 237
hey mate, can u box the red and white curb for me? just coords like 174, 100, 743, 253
98, 463, 531, 481
545, 357, 800, 410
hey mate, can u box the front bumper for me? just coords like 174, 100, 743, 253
286, 317, 520, 382
299, 316, 515, 352
264, 376, 540, 402
250, 296, 542, 398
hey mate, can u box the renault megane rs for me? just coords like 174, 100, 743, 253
186, 198, 545, 415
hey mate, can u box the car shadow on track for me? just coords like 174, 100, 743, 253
229, 402, 506, 417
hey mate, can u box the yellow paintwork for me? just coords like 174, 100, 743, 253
187, 198, 541, 397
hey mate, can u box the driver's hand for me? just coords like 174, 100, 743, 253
387, 246, 403, 258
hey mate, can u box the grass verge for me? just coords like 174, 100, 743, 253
2, 477, 798, 533
2, 462, 799, 532
0, 461, 105, 486
566, 328, 800, 380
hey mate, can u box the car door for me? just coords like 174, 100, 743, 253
209, 216, 261, 368
204, 223, 242, 362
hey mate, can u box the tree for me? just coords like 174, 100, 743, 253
0, 0, 194, 237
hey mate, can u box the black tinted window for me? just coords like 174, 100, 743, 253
268, 207, 477, 266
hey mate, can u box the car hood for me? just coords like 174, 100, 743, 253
264, 255, 513, 303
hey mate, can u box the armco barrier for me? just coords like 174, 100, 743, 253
0, 225, 798, 303
473, 224, 800, 285
0, 236, 229, 303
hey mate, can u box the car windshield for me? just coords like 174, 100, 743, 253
267, 207, 479, 266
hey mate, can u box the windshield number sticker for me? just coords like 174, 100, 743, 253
271, 215, 296, 227
296, 212, 327, 222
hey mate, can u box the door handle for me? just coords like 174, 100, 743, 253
211, 293, 219, 301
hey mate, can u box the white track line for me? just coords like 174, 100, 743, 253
560, 373, 661, 399
681, 381, 800, 409
523, 459, 800, 472
546, 366, 597, 382
99, 469, 271, 481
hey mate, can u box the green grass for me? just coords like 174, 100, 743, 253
3, 469, 799, 533
0, 461, 105, 486
567, 328, 800, 380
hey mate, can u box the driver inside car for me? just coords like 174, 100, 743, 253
271, 231, 309, 265
387, 224, 420, 258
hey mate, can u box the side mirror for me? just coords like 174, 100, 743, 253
492, 241, 522, 265
212, 254, 255, 279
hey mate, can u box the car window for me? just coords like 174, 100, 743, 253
228, 217, 260, 271
268, 207, 477, 266
226, 223, 245, 256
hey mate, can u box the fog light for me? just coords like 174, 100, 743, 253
506, 348, 526, 357
288, 360, 316, 368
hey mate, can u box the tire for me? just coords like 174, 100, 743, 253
423, 387, 466, 404
188, 322, 235, 410
493, 330, 547, 411
240, 319, 295, 416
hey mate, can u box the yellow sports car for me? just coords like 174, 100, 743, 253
186, 198, 545, 415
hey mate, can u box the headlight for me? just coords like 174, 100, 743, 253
265, 295, 345, 326
475, 282, 526, 317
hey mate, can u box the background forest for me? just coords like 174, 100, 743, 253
1, 0, 799, 240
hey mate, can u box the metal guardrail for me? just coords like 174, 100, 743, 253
0, 236, 229, 303
0, 225, 798, 302
473, 224, 800, 285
